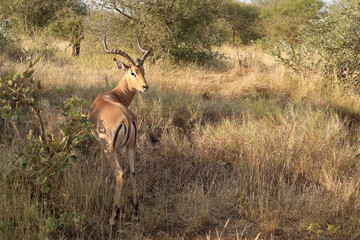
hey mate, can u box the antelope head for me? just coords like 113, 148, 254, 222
104, 34, 152, 92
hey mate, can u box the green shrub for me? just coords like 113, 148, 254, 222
271, 3, 360, 88
0, 52, 92, 195
0, 19, 15, 47
301, 4, 360, 85
0, 50, 44, 139
270, 39, 319, 79
16, 95, 92, 194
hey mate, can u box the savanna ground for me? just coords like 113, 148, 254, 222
1, 38, 360, 239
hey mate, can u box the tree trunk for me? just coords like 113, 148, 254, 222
71, 41, 81, 57
232, 28, 236, 45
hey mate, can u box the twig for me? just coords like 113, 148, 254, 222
11, 121, 22, 141
112, 3, 138, 21
32, 107, 46, 141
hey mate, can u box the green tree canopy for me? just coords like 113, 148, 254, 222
257, 0, 324, 41
271, 1, 360, 88
47, 1, 87, 56
0, 0, 87, 56
0, 0, 67, 34
89, 0, 226, 64
222, 0, 261, 45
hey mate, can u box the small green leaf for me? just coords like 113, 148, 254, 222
27, 70, 34, 77
40, 175, 48, 184
64, 105, 70, 112
60, 129, 66, 137
36, 81, 42, 89
5, 112, 12, 120
33, 54, 41, 65
15, 106, 22, 115
13, 73, 21, 79
60, 163, 70, 172
0, 220, 6, 232
56, 88, 65, 96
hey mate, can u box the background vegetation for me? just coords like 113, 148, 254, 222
1, 0, 360, 239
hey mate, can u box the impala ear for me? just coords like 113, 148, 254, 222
113, 58, 130, 72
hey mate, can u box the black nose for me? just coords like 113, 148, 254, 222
143, 85, 149, 90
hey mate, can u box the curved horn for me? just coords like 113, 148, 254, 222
136, 35, 152, 66
104, 34, 135, 66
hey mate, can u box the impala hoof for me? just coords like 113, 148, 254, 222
133, 203, 139, 222
109, 206, 121, 225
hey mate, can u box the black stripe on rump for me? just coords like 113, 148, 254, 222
133, 122, 137, 146
123, 124, 131, 147
113, 124, 125, 149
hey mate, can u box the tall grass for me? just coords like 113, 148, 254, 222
1, 39, 360, 239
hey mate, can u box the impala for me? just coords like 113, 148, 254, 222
89, 34, 151, 224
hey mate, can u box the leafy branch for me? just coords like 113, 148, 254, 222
0, 49, 45, 140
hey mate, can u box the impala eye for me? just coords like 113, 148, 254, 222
131, 72, 136, 77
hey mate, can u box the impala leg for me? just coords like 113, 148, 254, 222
127, 144, 139, 221
107, 150, 124, 225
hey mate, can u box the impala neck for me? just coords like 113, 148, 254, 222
110, 75, 137, 108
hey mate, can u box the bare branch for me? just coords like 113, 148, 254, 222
113, 3, 138, 21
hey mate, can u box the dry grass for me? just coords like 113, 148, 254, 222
1, 38, 360, 239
